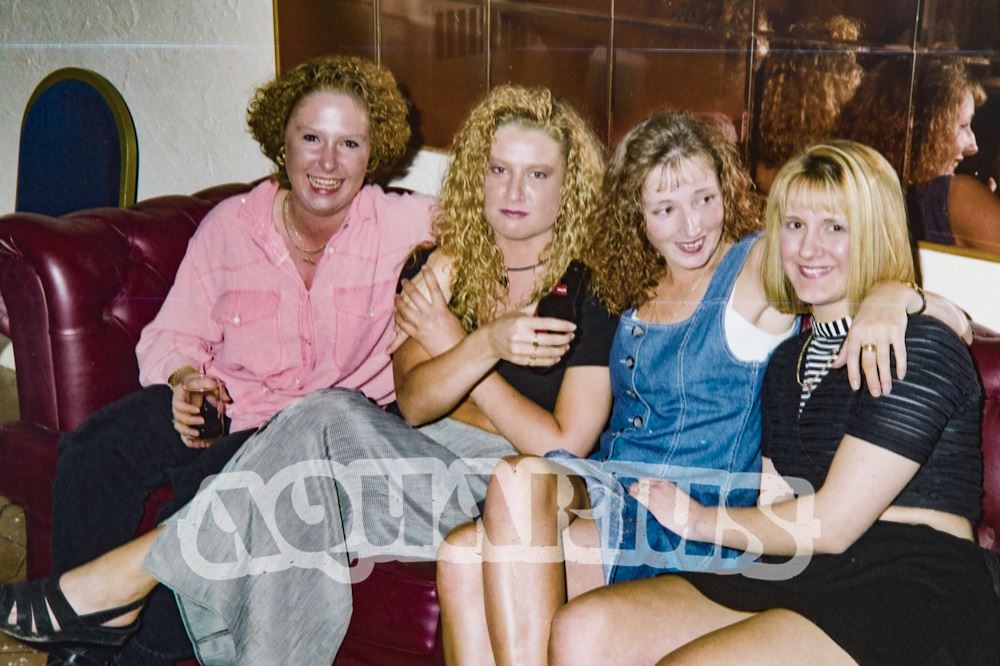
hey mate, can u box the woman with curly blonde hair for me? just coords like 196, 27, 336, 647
437, 111, 964, 665
838, 57, 1000, 252
0, 84, 618, 665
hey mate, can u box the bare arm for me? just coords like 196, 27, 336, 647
949, 174, 1000, 255
466, 364, 611, 457
392, 268, 608, 456
758, 456, 795, 507
835, 281, 971, 396
633, 436, 920, 556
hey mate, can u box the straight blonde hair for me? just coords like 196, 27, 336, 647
762, 141, 914, 315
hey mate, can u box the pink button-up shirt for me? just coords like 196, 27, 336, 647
136, 180, 434, 432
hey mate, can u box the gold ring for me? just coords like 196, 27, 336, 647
861, 343, 877, 353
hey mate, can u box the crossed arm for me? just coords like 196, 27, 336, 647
391, 254, 610, 458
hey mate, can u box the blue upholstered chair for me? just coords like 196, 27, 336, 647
15, 67, 138, 216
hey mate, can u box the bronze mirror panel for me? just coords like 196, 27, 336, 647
611, 18, 750, 148
276, 0, 375, 71
490, 3, 611, 143
380, 0, 488, 148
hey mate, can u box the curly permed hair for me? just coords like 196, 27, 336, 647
587, 110, 763, 313
434, 85, 605, 331
757, 16, 863, 167
837, 57, 985, 187
909, 58, 986, 186
246, 55, 411, 188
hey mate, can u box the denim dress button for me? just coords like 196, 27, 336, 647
631, 325, 644, 337
631, 415, 643, 428
625, 356, 635, 369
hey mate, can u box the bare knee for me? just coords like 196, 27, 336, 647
548, 593, 611, 665
437, 521, 481, 590
483, 455, 575, 540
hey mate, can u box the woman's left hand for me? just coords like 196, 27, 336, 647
628, 478, 700, 538
394, 267, 465, 357
833, 281, 914, 396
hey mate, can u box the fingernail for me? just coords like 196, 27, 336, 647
850, 379, 860, 390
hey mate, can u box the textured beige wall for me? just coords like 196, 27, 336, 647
0, 0, 276, 211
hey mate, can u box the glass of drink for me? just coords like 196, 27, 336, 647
181, 374, 227, 440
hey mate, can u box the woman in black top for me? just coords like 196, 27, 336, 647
547, 141, 1000, 665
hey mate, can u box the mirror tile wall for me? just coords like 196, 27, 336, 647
276, 0, 1000, 255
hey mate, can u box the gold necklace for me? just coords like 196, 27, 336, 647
282, 193, 326, 263
795, 332, 838, 388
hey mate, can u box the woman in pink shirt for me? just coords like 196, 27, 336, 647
43, 54, 433, 665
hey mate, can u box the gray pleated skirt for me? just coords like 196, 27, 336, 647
143, 388, 515, 665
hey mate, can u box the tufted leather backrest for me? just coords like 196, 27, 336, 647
0, 182, 253, 432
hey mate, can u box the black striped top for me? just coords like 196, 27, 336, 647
763, 315, 984, 524
798, 316, 850, 414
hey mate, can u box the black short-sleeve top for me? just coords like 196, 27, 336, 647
762, 315, 983, 525
396, 247, 619, 413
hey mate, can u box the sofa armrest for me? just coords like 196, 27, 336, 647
0, 189, 248, 432
972, 325, 1000, 553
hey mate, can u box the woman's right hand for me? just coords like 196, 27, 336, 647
482, 311, 576, 367
170, 368, 229, 449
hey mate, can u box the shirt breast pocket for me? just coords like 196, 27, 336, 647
211, 290, 282, 373
332, 283, 394, 372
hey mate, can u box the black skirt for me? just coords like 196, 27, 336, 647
679, 522, 1000, 665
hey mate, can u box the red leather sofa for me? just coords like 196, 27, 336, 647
0, 182, 444, 665
0, 183, 998, 664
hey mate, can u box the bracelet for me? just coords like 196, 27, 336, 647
167, 365, 198, 388
904, 281, 926, 317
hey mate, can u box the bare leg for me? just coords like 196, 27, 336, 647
659, 608, 855, 665
550, 575, 854, 665
562, 518, 604, 601
7, 528, 162, 630
549, 576, 751, 664
481, 455, 588, 666
438, 521, 496, 666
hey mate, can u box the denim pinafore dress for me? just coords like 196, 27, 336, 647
551, 233, 771, 583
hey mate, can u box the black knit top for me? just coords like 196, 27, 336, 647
762, 315, 984, 525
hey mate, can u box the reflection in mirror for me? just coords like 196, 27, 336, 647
838, 56, 1000, 256
957, 76, 1000, 191
616, 0, 755, 35
751, 15, 862, 193
920, 0, 1000, 51
761, 0, 918, 46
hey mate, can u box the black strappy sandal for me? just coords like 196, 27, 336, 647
0, 578, 143, 646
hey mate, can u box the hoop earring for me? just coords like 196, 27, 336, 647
276, 145, 286, 167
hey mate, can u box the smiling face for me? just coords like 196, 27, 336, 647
641, 154, 726, 273
283, 90, 371, 226
942, 90, 979, 176
779, 203, 851, 321
482, 123, 566, 256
